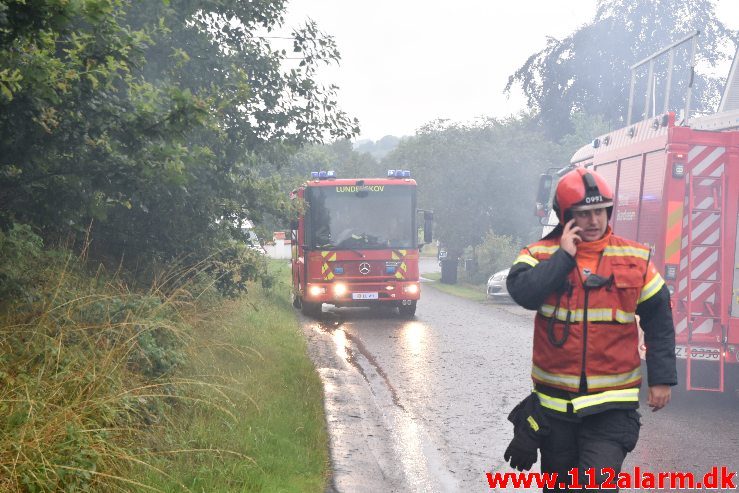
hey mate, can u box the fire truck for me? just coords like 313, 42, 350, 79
290, 169, 433, 318
536, 32, 739, 394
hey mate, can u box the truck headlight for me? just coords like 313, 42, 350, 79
403, 284, 419, 294
308, 285, 326, 297
334, 283, 348, 296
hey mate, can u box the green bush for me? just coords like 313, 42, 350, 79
209, 240, 274, 298
469, 230, 520, 284
0, 223, 45, 302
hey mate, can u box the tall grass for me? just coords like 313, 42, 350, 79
0, 240, 202, 491
137, 261, 329, 492
1, 226, 328, 491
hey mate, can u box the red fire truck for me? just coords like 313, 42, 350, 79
290, 170, 433, 318
536, 33, 739, 393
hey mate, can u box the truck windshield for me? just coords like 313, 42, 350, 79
306, 185, 415, 249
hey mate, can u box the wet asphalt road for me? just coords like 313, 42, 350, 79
299, 258, 739, 492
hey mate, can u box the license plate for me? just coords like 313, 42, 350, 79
675, 345, 721, 361
352, 292, 378, 300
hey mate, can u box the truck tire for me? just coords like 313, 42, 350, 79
301, 300, 322, 318
292, 293, 302, 309
398, 300, 417, 319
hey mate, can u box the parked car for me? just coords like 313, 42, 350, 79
486, 268, 510, 300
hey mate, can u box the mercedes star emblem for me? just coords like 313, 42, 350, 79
359, 262, 371, 275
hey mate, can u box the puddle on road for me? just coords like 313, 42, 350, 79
312, 312, 460, 492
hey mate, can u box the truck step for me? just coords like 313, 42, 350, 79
686, 346, 725, 392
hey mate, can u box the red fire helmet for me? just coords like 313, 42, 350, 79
553, 168, 614, 224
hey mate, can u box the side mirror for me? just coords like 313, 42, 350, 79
423, 210, 434, 244
535, 174, 553, 218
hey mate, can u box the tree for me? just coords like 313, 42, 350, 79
353, 135, 401, 161
506, 0, 737, 138
0, 0, 358, 290
384, 116, 560, 262
287, 139, 379, 184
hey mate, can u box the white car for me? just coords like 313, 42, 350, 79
486, 268, 511, 300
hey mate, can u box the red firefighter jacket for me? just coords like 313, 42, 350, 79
507, 230, 676, 417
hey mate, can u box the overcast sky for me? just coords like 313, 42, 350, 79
282, 1, 739, 142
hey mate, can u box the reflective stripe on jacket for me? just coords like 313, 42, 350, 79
535, 387, 640, 415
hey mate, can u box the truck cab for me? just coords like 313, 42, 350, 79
291, 170, 433, 318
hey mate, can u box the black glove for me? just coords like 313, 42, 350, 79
504, 430, 539, 471
503, 393, 550, 471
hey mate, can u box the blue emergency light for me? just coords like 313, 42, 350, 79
387, 169, 411, 178
311, 170, 337, 180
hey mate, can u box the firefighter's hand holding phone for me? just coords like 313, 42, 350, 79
561, 219, 583, 256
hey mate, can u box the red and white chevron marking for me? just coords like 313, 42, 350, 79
674, 145, 726, 337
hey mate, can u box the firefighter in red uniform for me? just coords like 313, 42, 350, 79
503, 168, 676, 491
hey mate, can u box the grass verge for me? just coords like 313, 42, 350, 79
421, 272, 488, 302
136, 260, 328, 492
0, 239, 327, 492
